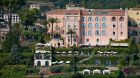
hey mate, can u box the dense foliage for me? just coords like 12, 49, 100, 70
29, 0, 140, 9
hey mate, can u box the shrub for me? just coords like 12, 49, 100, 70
49, 66, 62, 73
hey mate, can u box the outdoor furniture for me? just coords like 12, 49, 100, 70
58, 61, 64, 64
93, 69, 101, 75
83, 69, 91, 75
51, 61, 58, 65
103, 70, 110, 74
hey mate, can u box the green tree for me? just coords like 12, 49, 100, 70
20, 9, 39, 28
67, 29, 76, 45
2, 24, 21, 52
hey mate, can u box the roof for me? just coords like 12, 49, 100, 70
46, 9, 125, 16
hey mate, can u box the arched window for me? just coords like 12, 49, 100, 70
95, 30, 100, 36
112, 17, 116, 21
113, 31, 115, 36
73, 23, 76, 29
95, 23, 99, 28
45, 61, 49, 67
119, 17, 124, 21
102, 23, 107, 28
88, 23, 93, 29
88, 30, 92, 36
95, 59, 101, 65
88, 17, 92, 21
37, 61, 41, 66
102, 30, 107, 36
81, 23, 85, 28
82, 17, 85, 21
68, 23, 70, 29
102, 17, 106, 21
95, 17, 99, 21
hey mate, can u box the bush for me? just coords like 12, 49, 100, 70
49, 66, 62, 73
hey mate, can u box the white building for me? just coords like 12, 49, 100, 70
3, 14, 20, 24
30, 4, 40, 10
34, 43, 52, 67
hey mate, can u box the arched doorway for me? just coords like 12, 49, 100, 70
45, 61, 49, 67
37, 61, 41, 66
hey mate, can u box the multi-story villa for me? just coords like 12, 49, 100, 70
128, 8, 140, 43
46, 3, 128, 47
34, 43, 52, 67
3, 14, 20, 24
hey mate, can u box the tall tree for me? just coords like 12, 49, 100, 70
48, 18, 59, 38
67, 29, 76, 45
20, 9, 39, 29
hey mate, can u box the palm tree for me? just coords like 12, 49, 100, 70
67, 29, 76, 45
48, 18, 59, 38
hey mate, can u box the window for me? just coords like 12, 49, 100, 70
95, 17, 99, 21
68, 23, 70, 29
88, 17, 92, 21
113, 24, 115, 28
74, 38, 76, 42
81, 23, 85, 28
95, 23, 99, 29
88, 23, 93, 29
68, 39, 70, 42
102, 17, 106, 21
137, 12, 139, 15
113, 31, 115, 36
96, 39, 99, 42
120, 32, 123, 35
119, 17, 124, 21
112, 17, 116, 21
102, 23, 107, 28
86, 39, 89, 42
73, 23, 76, 29
102, 30, 107, 36
82, 17, 85, 21
81, 31, 86, 36
95, 30, 100, 36
88, 30, 92, 36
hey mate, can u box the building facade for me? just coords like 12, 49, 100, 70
30, 4, 40, 10
34, 43, 52, 67
128, 8, 140, 43
3, 14, 20, 24
46, 4, 128, 47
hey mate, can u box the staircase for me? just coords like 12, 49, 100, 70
78, 53, 94, 64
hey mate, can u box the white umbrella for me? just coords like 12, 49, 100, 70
113, 52, 117, 54
68, 51, 72, 53
59, 61, 64, 64
65, 61, 71, 64
93, 69, 101, 74
107, 52, 110, 54
62, 52, 66, 54
100, 52, 103, 54
56, 52, 60, 53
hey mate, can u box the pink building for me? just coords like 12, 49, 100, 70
46, 4, 128, 47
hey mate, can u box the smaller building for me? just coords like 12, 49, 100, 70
3, 14, 20, 24
129, 26, 140, 43
0, 20, 9, 42
30, 4, 40, 10
34, 43, 52, 67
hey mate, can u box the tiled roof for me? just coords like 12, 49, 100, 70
47, 9, 125, 16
